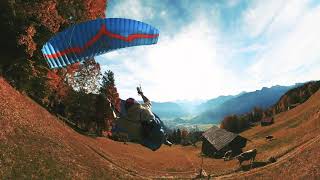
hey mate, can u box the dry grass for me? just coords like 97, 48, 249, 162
1, 76, 320, 179
0, 77, 137, 179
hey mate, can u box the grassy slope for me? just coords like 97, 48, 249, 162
1, 76, 319, 179
242, 88, 320, 161
89, 88, 320, 179
0, 77, 138, 179
228, 88, 320, 179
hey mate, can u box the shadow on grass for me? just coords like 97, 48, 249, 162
235, 161, 271, 172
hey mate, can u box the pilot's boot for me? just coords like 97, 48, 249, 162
164, 139, 172, 146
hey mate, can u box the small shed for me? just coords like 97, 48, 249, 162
201, 126, 247, 158
261, 117, 274, 126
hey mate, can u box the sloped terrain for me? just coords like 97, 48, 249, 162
222, 88, 320, 179
0, 77, 138, 179
1, 77, 320, 179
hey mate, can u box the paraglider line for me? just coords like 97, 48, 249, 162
44, 25, 159, 59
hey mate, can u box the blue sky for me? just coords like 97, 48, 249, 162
96, 0, 320, 102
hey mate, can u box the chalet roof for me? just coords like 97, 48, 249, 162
202, 126, 239, 151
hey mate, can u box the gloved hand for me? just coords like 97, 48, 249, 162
137, 86, 143, 95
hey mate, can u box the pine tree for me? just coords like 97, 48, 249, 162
100, 70, 115, 96
98, 70, 120, 136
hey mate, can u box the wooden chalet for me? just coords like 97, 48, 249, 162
201, 126, 247, 158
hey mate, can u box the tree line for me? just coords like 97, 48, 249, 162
167, 128, 204, 146
0, 0, 120, 136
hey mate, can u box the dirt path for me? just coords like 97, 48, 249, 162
85, 142, 198, 179
85, 144, 147, 179
83, 133, 320, 179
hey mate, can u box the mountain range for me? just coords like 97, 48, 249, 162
152, 83, 304, 124
151, 101, 188, 119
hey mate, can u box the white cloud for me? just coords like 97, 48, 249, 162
109, 0, 154, 20
160, 11, 166, 17
226, 0, 241, 7
265, 0, 308, 35
249, 4, 320, 86
242, 0, 309, 38
243, 0, 284, 38
98, 0, 320, 102
98, 16, 239, 101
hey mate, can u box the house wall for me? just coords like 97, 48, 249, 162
229, 136, 247, 155
201, 139, 217, 157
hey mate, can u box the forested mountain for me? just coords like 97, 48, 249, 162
151, 84, 306, 123
220, 80, 320, 133
268, 81, 320, 115
196, 92, 247, 113
191, 84, 302, 124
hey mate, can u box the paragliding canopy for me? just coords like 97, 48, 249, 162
42, 18, 159, 69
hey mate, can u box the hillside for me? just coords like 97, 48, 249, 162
0, 77, 136, 179
269, 80, 320, 114
221, 85, 320, 179
1, 76, 320, 179
192, 84, 300, 124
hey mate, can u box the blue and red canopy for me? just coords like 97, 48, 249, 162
42, 18, 159, 69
